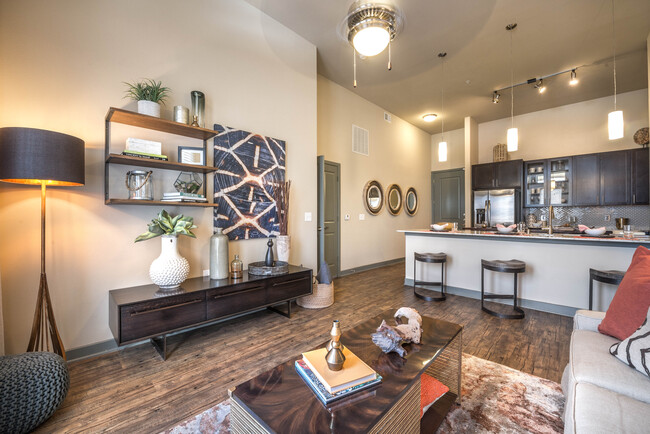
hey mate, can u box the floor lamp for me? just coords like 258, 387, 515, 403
0, 127, 85, 360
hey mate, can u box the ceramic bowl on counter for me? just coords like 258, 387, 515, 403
496, 225, 516, 234
431, 223, 450, 231
584, 227, 607, 236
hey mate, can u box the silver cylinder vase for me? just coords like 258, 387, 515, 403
210, 228, 229, 280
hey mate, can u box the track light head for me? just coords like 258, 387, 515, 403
570, 69, 579, 86
535, 79, 546, 94
492, 91, 500, 104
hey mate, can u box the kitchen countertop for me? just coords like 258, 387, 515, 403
400, 229, 650, 247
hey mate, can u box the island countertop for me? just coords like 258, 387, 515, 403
399, 229, 650, 247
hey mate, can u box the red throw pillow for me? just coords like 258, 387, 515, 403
598, 246, 650, 340
420, 373, 449, 418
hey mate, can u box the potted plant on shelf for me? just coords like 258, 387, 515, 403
270, 174, 291, 262
135, 210, 196, 294
124, 78, 171, 118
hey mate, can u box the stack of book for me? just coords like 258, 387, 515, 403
123, 138, 168, 160
122, 150, 168, 161
295, 347, 381, 405
161, 192, 207, 203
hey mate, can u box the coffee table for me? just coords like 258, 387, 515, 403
229, 310, 462, 433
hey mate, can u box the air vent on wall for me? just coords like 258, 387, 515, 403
352, 125, 369, 156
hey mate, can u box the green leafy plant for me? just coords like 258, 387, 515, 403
135, 210, 197, 242
123, 78, 171, 104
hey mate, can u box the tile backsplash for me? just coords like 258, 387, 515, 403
524, 205, 650, 231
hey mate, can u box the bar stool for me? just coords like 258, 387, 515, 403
481, 259, 526, 319
413, 252, 447, 301
589, 269, 625, 310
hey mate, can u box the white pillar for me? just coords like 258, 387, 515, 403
464, 117, 478, 228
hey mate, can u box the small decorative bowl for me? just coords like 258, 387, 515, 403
585, 227, 606, 236
497, 226, 515, 234
431, 224, 449, 231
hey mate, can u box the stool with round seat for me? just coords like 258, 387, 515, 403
589, 268, 625, 310
481, 259, 526, 319
413, 252, 447, 301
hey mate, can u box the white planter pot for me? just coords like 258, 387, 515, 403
150, 235, 190, 290
137, 100, 161, 118
276, 235, 291, 263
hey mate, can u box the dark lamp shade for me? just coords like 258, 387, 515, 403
0, 127, 85, 186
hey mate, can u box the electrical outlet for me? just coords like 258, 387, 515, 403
304, 212, 312, 222
344, 214, 350, 221
203, 269, 209, 277
604, 215, 611, 222
359, 213, 365, 221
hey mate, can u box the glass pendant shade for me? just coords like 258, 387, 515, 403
438, 141, 448, 162
352, 26, 390, 57
608, 110, 624, 140
507, 128, 518, 151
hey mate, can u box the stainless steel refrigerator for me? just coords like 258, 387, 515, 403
473, 189, 520, 227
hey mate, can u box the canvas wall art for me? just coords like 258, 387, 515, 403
213, 124, 286, 240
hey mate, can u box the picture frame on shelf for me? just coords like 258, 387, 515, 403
178, 146, 205, 165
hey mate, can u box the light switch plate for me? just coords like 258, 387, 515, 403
359, 213, 365, 221
344, 214, 350, 221
203, 269, 209, 277
304, 212, 312, 222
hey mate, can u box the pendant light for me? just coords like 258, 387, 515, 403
608, 0, 624, 140
438, 52, 448, 162
506, 23, 518, 152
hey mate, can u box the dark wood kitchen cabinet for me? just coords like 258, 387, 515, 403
600, 150, 629, 205
472, 160, 522, 189
631, 148, 649, 205
109, 266, 312, 359
573, 154, 600, 205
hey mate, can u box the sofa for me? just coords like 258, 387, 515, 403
561, 310, 650, 434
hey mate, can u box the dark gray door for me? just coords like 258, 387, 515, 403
317, 157, 340, 277
431, 168, 465, 225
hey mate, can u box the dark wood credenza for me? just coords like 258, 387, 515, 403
109, 265, 312, 359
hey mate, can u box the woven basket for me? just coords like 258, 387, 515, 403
297, 282, 334, 309
493, 143, 508, 162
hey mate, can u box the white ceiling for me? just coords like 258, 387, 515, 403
244, 0, 650, 133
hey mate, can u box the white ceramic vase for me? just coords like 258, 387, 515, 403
150, 235, 190, 290
137, 100, 161, 118
276, 235, 290, 263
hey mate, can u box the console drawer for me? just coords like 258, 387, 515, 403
120, 293, 206, 342
206, 282, 266, 319
267, 273, 312, 304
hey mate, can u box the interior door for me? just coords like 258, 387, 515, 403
317, 157, 340, 278
431, 168, 465, 226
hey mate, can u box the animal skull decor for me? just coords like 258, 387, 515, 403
371, 307, 423, 357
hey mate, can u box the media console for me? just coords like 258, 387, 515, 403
109, 265, 312, 359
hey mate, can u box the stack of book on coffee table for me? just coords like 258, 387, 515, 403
295, 347, 381, 405
161, 192, 207, 203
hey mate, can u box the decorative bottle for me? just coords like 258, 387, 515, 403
210, 228, 229, 280
265, 239, 275, 267
231, 254, 243, 279
190, 91, 205, 128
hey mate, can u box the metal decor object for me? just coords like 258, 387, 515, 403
190, 91, 205, 128
325, 320, 346, 371
126, 170, 153, 200
173, 105, 190, 124
247, 261, 289, 276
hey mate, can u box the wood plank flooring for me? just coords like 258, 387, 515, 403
36, 262, 572, 433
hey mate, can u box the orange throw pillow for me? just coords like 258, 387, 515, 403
420, 373, 449, 418
598, 246, 650, 340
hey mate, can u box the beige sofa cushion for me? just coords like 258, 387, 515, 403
573, 382, 650, 434
569, 329, 650, 404
573, 310, 605, 332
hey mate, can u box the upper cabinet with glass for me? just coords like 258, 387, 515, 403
549, 158, 571, 205
525, 161, 546, 207
524, 157, 572, 207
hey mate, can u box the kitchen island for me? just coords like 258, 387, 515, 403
401, 229, 650, 315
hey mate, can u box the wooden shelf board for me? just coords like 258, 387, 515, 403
106, 107, 217, 140
106, 199, 218, 208
106, 154, 217, 173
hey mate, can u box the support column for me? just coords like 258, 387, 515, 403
464, 116, 479, 228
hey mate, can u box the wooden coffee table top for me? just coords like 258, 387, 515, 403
231, 309, 462, 433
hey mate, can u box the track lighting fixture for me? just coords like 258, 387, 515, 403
492, 67, 579, 101
535, 79, 546, 93
569, 69, 578, 86
422, 114, 437, 122
492, 91, 500, 104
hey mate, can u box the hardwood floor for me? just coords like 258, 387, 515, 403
37, 262, 572, 433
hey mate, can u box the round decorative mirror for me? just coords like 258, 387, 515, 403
363, 180, 384, 215
405, 187, 418, 216
386, 184, 403, 215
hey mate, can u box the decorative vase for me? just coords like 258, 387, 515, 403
210, 228, 229, 280
190, 90, 205, 128
150, 235, 190, 291
276, 235, 290, 263
231, 254, 243, 279
137, 100, 161, 118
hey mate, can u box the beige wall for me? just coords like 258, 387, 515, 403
478, 89, 649, 163
430, 128, 465, 171
0, 0, 317, 354
317, 76, 431, 271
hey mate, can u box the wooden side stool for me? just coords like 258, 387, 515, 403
481, 259, 526, 319
589, 269, 625, 310
413, 252, 447, 301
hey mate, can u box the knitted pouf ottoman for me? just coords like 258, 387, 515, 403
0, 352, 70, 434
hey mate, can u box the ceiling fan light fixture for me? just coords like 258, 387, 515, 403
351, 24, 391, 57
422, 113, 437, 122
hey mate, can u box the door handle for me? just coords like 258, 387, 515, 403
318, 227, 322, 231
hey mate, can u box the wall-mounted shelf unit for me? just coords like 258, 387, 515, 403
104, 107, 218, 207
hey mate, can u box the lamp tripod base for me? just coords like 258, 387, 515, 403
26, 272, 66, 360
